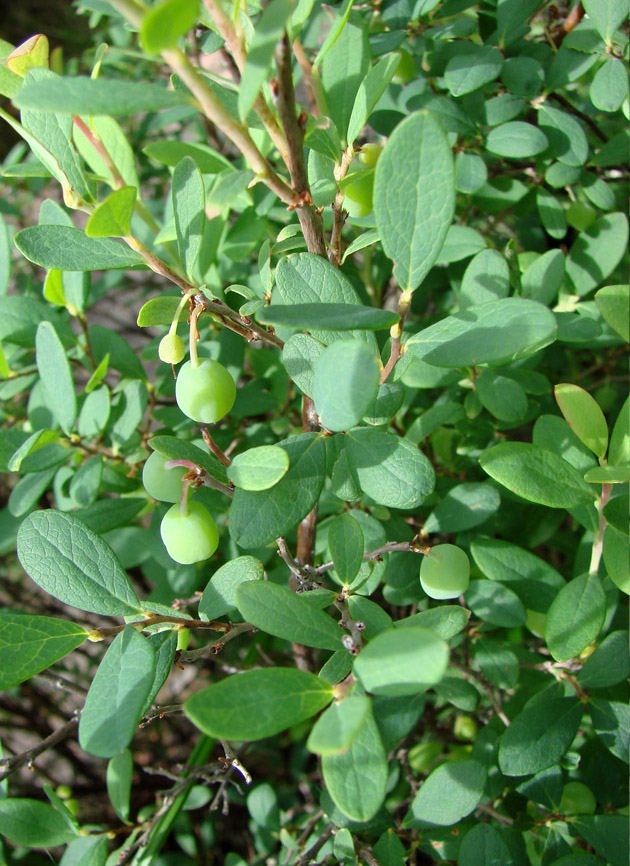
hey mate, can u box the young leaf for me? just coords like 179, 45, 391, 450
137, 296, 182, 327
479, 442, 596, 508
321, 703, 387, 822
15, 75, 187, 115
347, 53, 400, 145
35, 321, 76, 435
85, 186, 136, 238
107, 749, 133, 822
15, 225, 144, 270
353, 626, 449, 696
257, 303, 398, 331
172, 156, 205, 280
554, 384, 609, 458
0, 799, 77, 847
199, 556, 264, 621
238, 0, 294, 121
226, 445, 290, 491
79, 627, 156, 758
185, 668, 333, 741
498, 685, 583, 776
374, 111, 455, 291
236, 581, 342, 651
312, 340, 380, 432
328, 512, 364, 585
306, 694, 371, 755
0, 614, 87, 690
229, 433, 326, 548
545, 573, 606, 662
345, 428, 435, 509
404, 760, 486, 827
405, 299, 557, 368
140, 0, 200, 54
17, 510, 143, 616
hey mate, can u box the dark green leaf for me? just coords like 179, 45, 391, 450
35, 322, 76, 435
545, 573, 606, 662
404, 760, 486, 827
0, 799, 77, 847
185, 667, 333, 740
353, 627, 449, 696
236, 581, 341, 650
15, 225, 144, 270
258, 303, 398, 331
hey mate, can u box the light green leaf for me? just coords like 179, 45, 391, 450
328, 512, 364, 585
545, 573, 606, 662
436, 225, 485, 264
36, 321, 76, 435
258, 303, 398, 331
143, 140, 231, 174
374, 111, 455, 291
345, 427, 435, 509
590, 58, 629, 112
459, 249, 510, 309
15, 75, 187, 115
406, 299, 557, 368
555, 383, 609, 458
354, 627, 448, 697
274, 253, 377, 347
486, 121, 548, 158
538, 103, 588, 166
584, 465, 630, 484
15, 225, 144, 270
313, 0, 353, 68
137, 295, 182, 327
498, 686, 583, 775
595, 284, 629, 341
236, 581, 341, 650
341, 228, 380, 264
347, 53, 400, 145
319, 15, 369, 140
582, 0, 629, 43
609, 397, 630, 465
17, 510, 143, 616
479, 442, 596, 508
566, 213, 628, 297
140, 0, 199, 54
404, 760, 486, 827
444, 45, 503, 96
239, 0, 294, 120
172, 156, 205, 280
307, 694, 370, 755
74, 115, 139, 190
281, 333, 324, 398
312, 340, 380, 432
0, 613, 87, 690
0, 213, 10, 296
455, 152, 488, 194
107, 749, 133, 822
85, 186, 136, 238
229, 433, 326, 548
149, 435, 226, 480
79, 627, 156, 758
521, 248, 565, 304
199, 556, 263, 620
395, 606, 470, 641
321, 703, 387, 822
227, 445, 289, 491
59, 837, 109, 865
0, 798, 77, 847
537, 186, 567, 239
424, 482, 501, 533
185, 667, 333, 740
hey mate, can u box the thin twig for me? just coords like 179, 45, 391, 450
358, 846, 383, 866
313, 539, 427, 577
380, 290, 411, 384
295, 824, 334, 866
0, 715, 79, 782
179, 622, 259, 662
201, 428, 232, 466
588, 482, 611, 577
220, 740, 252, 785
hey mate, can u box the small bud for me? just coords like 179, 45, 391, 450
159, 333, 185, 364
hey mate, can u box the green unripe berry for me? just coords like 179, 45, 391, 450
142, 451, 187, 503
454, 714, 478, 742
558, 781, 597, 815
358, 143, 382, 168
344, 170, 374, 218
175, 358, 237, 424
160, 501, 219, 564
393, 49, 414, 85
159, 333, 185, 364
420, 544, 470, 600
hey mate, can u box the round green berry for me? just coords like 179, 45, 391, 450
420, 544, 470, 600
159, 333, 185, 364
142, 451, 187, 503
160, 501, 219, 565
175, 358, 237, 424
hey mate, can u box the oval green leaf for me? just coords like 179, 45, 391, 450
545, 573, 606, 662
185, 667, 334, 741
486, 121, 548, 158
374, 111, 455, 291
15, 225, 144, 270
258, 303, 399, 331
35, 321, 76, 435
555, 383, 609, 458
0, 613, 87, 690
353, 626, 449, 697
404, 760, 486, 827
306, 693, 371, 755
227, 445, 290, 491
313, 340, 380, 432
